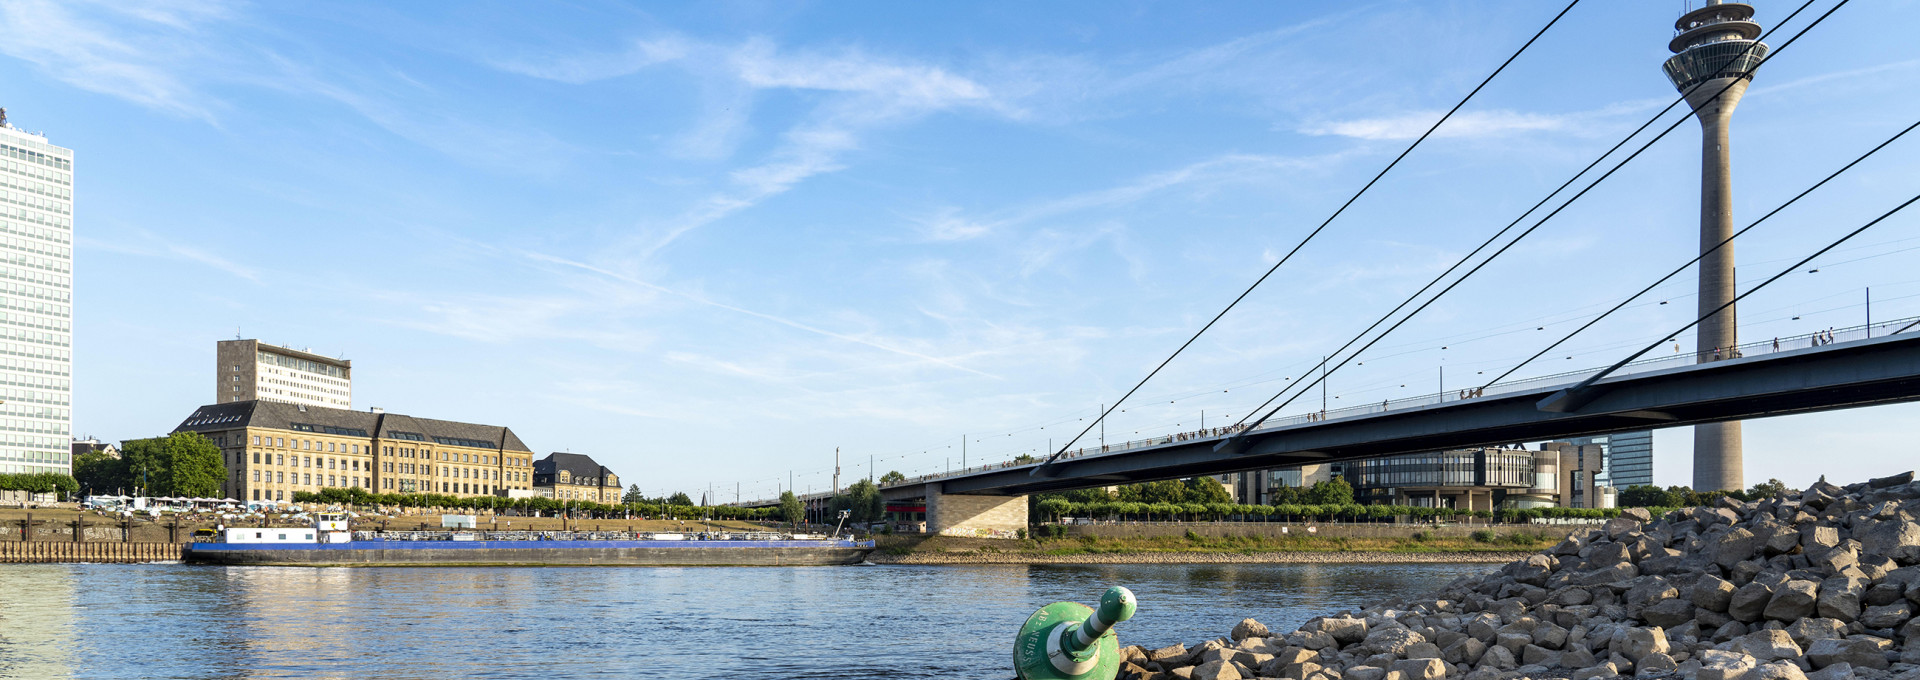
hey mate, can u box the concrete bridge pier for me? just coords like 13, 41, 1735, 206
925, 484, 1027, 538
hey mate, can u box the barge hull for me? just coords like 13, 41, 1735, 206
185, 540, 874, 567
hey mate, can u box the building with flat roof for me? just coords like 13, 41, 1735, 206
171, 400, 535, 502
0, 112, 75, 476
217, 339, 352, 409
1552, 430, 1653, 490
532, 453, 622, 503
1346, 447, 1557, 510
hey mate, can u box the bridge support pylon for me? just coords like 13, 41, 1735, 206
927, 484, 1028, 538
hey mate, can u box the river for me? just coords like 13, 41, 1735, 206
0, 562, 1495, 679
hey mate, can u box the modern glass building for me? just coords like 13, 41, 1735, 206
0, 115, 74, 476
1346, 448, 1553, 510
1555, 430, 1653, 489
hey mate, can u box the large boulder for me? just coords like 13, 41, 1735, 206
1388, 657, 1448, 680
1716, 527, 1762, 568
1805, 637, 1890, 670
1856, 519, 1920, 565
1695, 649, 1759, 680
1727, 629, 1802, 662
1729, 581, 1775, 622
1816, 576, 1868, 622
1363, 627, 1426, 657
1641, 598, 1694, 628
1693, 574, 1737, 612
1856, 600, 1912, 629
1619, 626, 1668, 662
1762, 580, 1819, 621
1230, 618, 1269, 641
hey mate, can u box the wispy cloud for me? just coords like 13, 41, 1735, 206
79, 230, 259, 282
0, 0, 235, 121
914, 152, 1337, 243
525, 251, 1000, 378
1301, 109, 1575, 141
490, 36, 690, 84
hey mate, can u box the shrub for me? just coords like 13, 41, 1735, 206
1184, 529, 1202, 542
1470, 529, 1498, 543
1016, 528, 1027, 540
1410, 530, 1432, 542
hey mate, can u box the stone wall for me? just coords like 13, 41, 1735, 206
927, 491, 1027, 538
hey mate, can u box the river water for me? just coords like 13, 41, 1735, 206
0, 562, 1494, 679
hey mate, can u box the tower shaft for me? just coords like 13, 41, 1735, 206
1687, 79, 1748, 492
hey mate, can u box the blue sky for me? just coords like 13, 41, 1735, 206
5, 0, 1919, 501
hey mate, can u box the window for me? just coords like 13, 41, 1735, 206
251, 471, 259, 482
303, 474, 311, 485
276, 454, 284, 466
276, 437, 284, 447
252, 452, 260, 464
252, 435, 260, 445
276, 472, 284, 483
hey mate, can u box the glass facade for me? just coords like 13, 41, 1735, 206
0, 125, 71, 476
1663, 40, 1769, 90
1350, 449, 1536, 491
1555, 431, 1653, 489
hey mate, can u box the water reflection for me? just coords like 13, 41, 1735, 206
0, 565, 76, 678
1, 562, 1496, 679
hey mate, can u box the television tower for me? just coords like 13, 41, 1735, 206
1662, 1, 1768, 491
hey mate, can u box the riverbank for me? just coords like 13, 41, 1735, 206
1119, 472, 1920, 680
868, 530, 1562, 565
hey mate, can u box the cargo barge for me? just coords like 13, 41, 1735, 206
185, 513, 875, 567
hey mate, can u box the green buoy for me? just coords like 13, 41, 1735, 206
1013, 585, 1138, 680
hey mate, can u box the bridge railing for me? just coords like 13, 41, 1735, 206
735, 316, 1918, 506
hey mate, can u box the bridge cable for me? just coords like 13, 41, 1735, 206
1034, 0, 1583, 471
1481, 116, 1920, 390
1226, 0, 1839, 434
1542, 190, 1920, 405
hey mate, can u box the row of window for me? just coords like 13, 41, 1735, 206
250, 435, 363, 455
0, 143, 70, 172
0, 157, 70, 186
242, 451, 366, 472
0, 234, 70, 263
0, 262, 67, 294
258, 352, 349, 379
0, 171, 71, 201
0, 215, 68, 248
0, 188, 67, 217
0, 203, 70, 231
0, 383, 69, 405
0, 308, 71, 334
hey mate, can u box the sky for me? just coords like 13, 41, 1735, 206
3, 0, 1919, 502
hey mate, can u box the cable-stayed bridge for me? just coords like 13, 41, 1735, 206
745, 321, 1920, 532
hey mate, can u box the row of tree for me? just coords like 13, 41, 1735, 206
0, 472, 78, 495
73, 432, 225, 498
1618, 478, 1794, 509
1034, 499, 1659, 524
1034, 477, 1355, 515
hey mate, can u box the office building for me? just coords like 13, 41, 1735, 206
1346, 447, 1557, 510
171, 400, 536, 502
1552, 430, 1653, 490
0, 110, 74, 476
216, 339, 352, 409
1664, 1, 1769, 491
532, 453, 623, 503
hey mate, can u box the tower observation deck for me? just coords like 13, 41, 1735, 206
1663, 2, 1770, 91
1663, 1, 1768, 492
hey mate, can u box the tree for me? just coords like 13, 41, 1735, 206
1303, 478, 1354, 506
1619, 485, 1672, 508
622, 484, 644, 504
667, 492, 693, 507
831, 479, 886, 524
879, 470, 906, 486
1746, 478, 1794, 500
73, 450, 130, 494
1184, 477, 1233, 504
1013, 453, 1039, 464
779, 491, 804, 525
120, 432, 225, 497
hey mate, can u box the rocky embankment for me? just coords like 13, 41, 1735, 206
1119, 472, 1920, 680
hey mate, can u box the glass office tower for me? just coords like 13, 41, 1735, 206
0, 117, 74, 475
